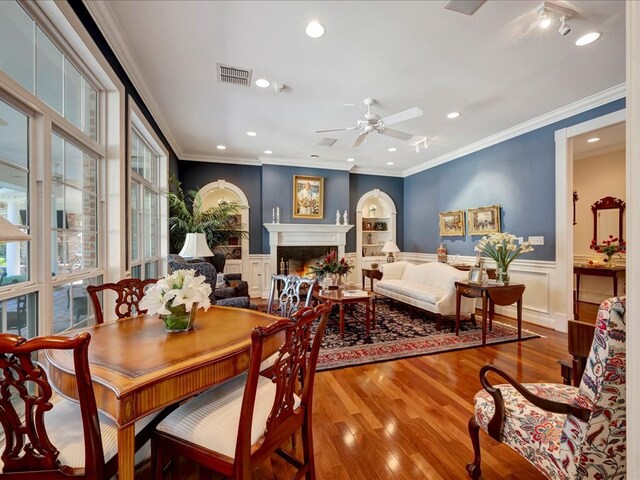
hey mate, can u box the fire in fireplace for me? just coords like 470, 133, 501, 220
277, 246, 336, 276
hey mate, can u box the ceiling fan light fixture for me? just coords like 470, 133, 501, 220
576, 32, 602, 46
305, 21, 325, 38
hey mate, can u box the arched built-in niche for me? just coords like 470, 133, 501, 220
198, 180, 250, 278
355, 189, 397, 284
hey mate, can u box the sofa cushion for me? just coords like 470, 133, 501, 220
401, 262, 466, 291
375, 279, 446, 305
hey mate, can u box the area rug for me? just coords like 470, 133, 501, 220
304, 301, 541, 371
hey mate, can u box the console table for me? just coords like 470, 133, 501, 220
362, 268, 383, 291
573, 265, 625, 319
455, 281, 526, 346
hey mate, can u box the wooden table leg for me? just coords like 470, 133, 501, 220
481, 294, 488, 346
117, 423, 136, 480
339, 304, 345, 338
362, 273, 365, 290
517, 297, 523, 340
455, 289, 462, 336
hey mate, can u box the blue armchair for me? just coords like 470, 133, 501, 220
167, 254, 250, 308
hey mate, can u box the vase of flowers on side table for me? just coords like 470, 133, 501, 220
309, 250, 353, 290
140, 269, 212, 332
590, 236, 626, 267
475, 233, 534, 286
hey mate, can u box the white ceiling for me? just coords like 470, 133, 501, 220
573, 122, 625, 160
87, 0, 625, 176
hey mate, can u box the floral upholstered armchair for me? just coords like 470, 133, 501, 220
467, 296, 626, 479
167, 254, 250, 309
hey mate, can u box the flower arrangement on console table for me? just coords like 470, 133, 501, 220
590, 235, 626, 266
475, 233, 534, 286
140, 269, 212, 332
308, 250, 353, 290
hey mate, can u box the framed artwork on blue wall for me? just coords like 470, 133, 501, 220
439, 210, 465, 236
468, 205, 501, 235
293, 175, 324, 219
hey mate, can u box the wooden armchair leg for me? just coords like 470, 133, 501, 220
466, 417, 482, 479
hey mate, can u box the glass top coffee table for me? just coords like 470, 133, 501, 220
313, 287, 376, 339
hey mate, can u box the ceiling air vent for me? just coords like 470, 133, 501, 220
318, 138, 337, 147
444, 0, 486, 15
217, 64, 252, 86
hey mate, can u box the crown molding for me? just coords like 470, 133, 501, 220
259, 156, 355, 171
83, 0, 184, 158
180, 154, 261, 166
574, 142, 625, 161
402, 83, 626, 177
349, 166, 404, 177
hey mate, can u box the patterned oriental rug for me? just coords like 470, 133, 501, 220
304, 301, 541, 371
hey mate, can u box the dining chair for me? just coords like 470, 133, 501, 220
0, 332, 164, 479
266, 274, 317, 318
86, 278, 157, 324
151, 302, 332, 480
467, 296, 626, 479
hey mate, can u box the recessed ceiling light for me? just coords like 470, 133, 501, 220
246, 131, 257, 137
255, 78, 270, 88
576, 32, 602, 46
388, 147, 397, 152
216, 145, 226, 150
386, 161, 395, 166
447, 112, 461, 119
264, 150, 273, 154
305, 21, 325, 38
347, 158, 355, 162
587, 137, 600, 143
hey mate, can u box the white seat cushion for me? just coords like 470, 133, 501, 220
376, 279, 445, 304
156, 373, 301, 459
0, 397, 159, 469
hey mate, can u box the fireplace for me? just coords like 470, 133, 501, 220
277, 246, 335, 276
263, 223, 354, 292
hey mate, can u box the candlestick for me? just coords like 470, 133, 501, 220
276, 207, 280, 224
272, 208, 275, 223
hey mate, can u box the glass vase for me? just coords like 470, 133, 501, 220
160, 303, 197, 333
605, 254, 614, 268
496, 266, 510, 286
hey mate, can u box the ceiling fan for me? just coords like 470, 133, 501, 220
316, 98, 423, 148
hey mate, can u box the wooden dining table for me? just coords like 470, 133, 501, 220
45, 305, 283, 480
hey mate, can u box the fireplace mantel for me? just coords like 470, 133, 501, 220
264, 223, 354, 276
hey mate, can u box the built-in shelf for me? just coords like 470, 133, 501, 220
356, 189, 397, 279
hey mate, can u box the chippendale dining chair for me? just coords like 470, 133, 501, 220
86, 278, 157, 324
0, 332, 163, 479
266, 274, 317, 318
151, 302, 332, 480
467, 296, 626, 479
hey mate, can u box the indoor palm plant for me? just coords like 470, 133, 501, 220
168, 176, 248, 254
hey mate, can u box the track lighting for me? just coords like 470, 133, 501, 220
534, 2, 575, 36
558, 16, 570, 36
412, 137, 430, 153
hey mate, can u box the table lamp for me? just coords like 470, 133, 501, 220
381, 240, 400, 263
179, 232, 214, 258
0, 215, 31, 241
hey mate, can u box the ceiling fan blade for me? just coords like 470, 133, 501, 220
380, 128, 413, 141
381, 107, 423, 126
315, 127, 358, 133
351, 131, 368, 148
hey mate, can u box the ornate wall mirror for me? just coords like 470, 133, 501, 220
592, 196, 625, 245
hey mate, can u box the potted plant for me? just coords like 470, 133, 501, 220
168, 177, 248, 255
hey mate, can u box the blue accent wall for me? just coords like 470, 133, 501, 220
178, 162, 263, 254
403, 98, 625, 261
348, 174, 404, 252
261, 165, 350, 254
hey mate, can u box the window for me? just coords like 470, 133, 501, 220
130, 129, 161, 280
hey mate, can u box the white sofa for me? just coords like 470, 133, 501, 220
373, 261, 476, 330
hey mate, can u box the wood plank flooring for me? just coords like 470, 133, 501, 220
139, 306, 586, 480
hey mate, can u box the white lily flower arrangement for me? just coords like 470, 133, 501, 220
474, 232, 534, 272
140, 269, 212, 317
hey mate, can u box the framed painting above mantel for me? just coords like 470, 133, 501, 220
293, 175, 324, 219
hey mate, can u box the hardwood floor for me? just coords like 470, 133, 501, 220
139, 307, 584, 480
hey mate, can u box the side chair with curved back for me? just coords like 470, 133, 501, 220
0, 332, 163, 479
151, 302, 332, 480
86, 278, 157, 324
267, 274, 317, 318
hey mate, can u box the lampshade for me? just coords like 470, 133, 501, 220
0, 216, 31, 242
178, 233, 214, 258
380, 240, 400, 254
